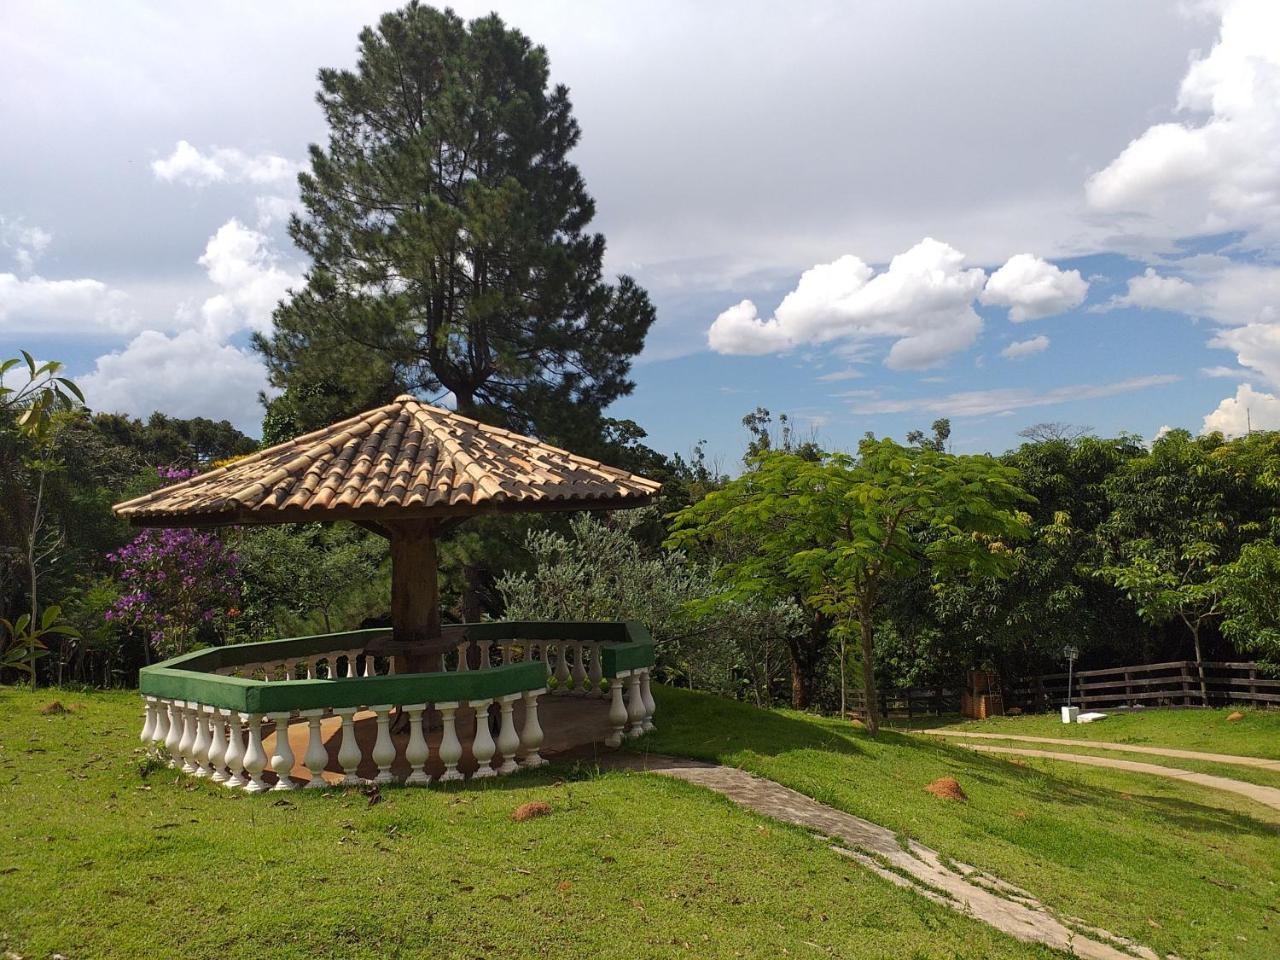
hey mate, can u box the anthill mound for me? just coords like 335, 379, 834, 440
925, 777, 967, 801
512, 801, 553, 822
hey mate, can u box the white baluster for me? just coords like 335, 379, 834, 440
140, 696, 157, 752
335, 707, 362, 786
269, 712, 297, 790
301, 709, 329, 788
588, 644, 604, 698
456, 642, 470, 671
477, 640, 493, 670
519, 689, 546, 767
191, 704, 212, 777
570, 642, 588, 695
437, 702, 463, 782
207, 705, 228, 783
496, 694, 520, 775
470, 700, 496, 778
404, 703, 430, 786
224, 712, 247, 789
345, 651, 358, 679
362, 654, 375, 678
371, 705, 397, 784
177, 701, 198, 774
306, 659, 316, 680
627, 672, 646, 738
164, 700, 183, 767
606, 676, 628, 747
640, 668, 656, 732
150, 697, 170, 759
242, 713, 269, 793
553, 643, 571, 692
283, 659, 298, 680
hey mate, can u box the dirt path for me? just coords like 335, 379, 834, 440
604, 753, 1166, 960
951, 744, 1280, 814
922, 729, 1280, 771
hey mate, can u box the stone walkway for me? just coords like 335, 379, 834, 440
952, 744, 1280, 814
922, 729, 1280, 772
604, 753, 1166, 960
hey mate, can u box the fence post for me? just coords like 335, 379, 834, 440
1180, 664, 1192, 706
1124, 669, 1132, 706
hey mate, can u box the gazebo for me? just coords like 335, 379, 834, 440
116, 395, 661, 792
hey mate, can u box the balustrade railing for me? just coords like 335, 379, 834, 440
137, 622, 657, 793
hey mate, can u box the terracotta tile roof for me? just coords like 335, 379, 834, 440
113, 395, 661, 526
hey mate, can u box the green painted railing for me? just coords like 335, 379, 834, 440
138, 621, 655, 715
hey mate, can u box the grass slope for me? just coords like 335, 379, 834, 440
923, 706, 1280, 759
0, 686, 1051, 960
636, 688, 1280, 960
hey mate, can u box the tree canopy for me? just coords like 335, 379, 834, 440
255, 3, 655, 448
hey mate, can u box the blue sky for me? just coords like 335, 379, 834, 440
3, 0, 1279, 467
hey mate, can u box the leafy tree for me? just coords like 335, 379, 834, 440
1218, 539, 1280, 668
234, 524, 384, 636
0, 352, 84, 682
496, 509, 804, 701
255, 3, 655, 447
931, 434, 1145, 682
906, 417, 950, 452
1099, 429, 1276, 701
668, 440, 1031, 733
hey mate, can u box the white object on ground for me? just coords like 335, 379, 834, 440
1061, 706, 1080, 724
1077, 712, 1108, 724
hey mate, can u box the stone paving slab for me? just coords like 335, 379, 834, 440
604, 752, 1168, 960
923, 729, 1280, 771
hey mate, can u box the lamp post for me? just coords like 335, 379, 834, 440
1062, 645, 1080, 724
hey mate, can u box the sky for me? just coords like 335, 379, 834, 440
3, 0, 1280, 467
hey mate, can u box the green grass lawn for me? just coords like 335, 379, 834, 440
915, 706, 1280, 759
636, 688, 1280, 960
895, 708, 1280, 791
0, 686, 1059, 960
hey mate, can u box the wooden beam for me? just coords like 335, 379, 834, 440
387, 519, 441, 672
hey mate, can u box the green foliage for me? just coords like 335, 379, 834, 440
1219, 539, 1280, 667
0, 604, 79, 678
668, 439, 1031, 731
496, 509, 804, 702
232, 524, 386, 637
255, 2, 655, 444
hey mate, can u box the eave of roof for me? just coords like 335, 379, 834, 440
112, 395, 661, 527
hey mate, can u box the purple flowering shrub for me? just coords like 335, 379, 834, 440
106, 469, 242, 659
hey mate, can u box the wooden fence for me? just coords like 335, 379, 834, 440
1008, 660, 1280, 711
848, 686, 958, 719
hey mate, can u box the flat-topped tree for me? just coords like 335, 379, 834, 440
113, 395, 660, 667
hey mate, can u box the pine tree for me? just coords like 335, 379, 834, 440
255, 3, 655, 443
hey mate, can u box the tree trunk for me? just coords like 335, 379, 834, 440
858, 607, 879, 736
25, 468, 44, 688
786, 612, 830, 710
1191, 624, 1208, 706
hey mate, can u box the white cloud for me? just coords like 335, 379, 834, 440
1085, 0, 1280, 244
850, 374, 1179, 417
152, 140, 301, 188
0, 272, 135, 335
1202, 382, 1280, 436
79, 329, 267, 432
253, 194, 300, 229
1000, 335, 1050, 360
980, 254, 1088, 321
1109, 267, 1203, 313
0, 216, 53, 273
708, 238, 987, 370
815, 368, 863, 382
194, 219, 300, 338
